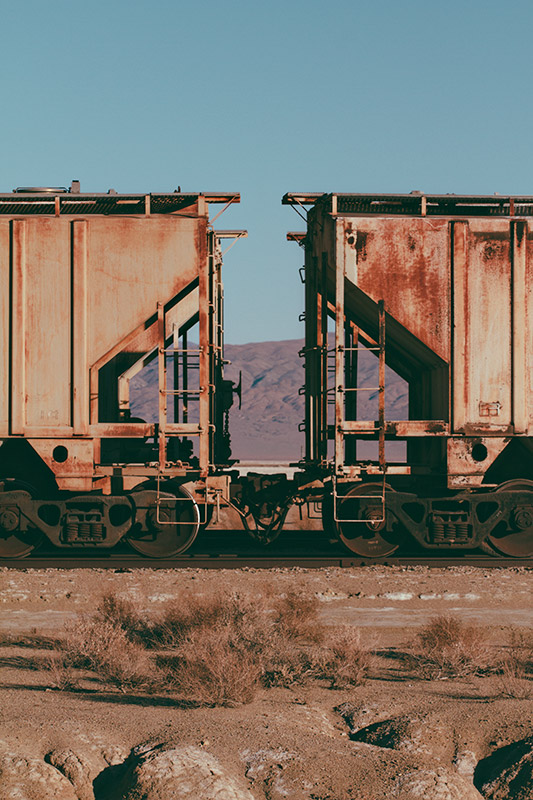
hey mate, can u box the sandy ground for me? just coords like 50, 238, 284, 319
1, 564, 533, 799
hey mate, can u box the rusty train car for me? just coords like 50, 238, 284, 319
2, 185, 533, 559
0, 184, 243, 557
285, 192, 533, 558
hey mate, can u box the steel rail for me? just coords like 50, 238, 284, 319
1, 555, 533, 570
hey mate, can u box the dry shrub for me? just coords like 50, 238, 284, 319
149, 592, 274, 651
496, 628, 533, 699
58, 615, 158, 692
262, 640, 312, 687
165, 625, 262, 705
95, 592, 146, 640
272, 589, 323, 642
308, 626, 373, 688
150, 592, 273, 704
410, 615, 492, 679
44, 652, 79, 691
156, 590, 329, 700
40, 588, 371, 705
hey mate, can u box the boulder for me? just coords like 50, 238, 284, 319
97, 743, 255, 800
0, 753, 78, 800
45, 749, 93, 800
243, 747, 299, 799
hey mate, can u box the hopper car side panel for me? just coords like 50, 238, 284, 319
0, 223, 9, 436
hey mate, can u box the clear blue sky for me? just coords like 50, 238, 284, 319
1, 0, 532, 343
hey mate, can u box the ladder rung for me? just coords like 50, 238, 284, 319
343, 387, 381, 392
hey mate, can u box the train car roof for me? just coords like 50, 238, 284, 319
282, 192, 533, 217
0, 188, 240, 216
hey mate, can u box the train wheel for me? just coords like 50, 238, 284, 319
128, 483, 200, 558
327, 482, 400, 558
486, 479, 533, 558
0, 480, 42, 559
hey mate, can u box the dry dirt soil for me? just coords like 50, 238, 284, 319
1, 564, 533, 799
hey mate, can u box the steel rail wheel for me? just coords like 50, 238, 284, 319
128, 483, 200, 558
0, 480, 43, 558
486, 479, 533, 558
327, 482, 400, 558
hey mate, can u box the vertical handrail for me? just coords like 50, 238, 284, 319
157, 301, 166, 468
378, 300, 386, 473
173, 323, 179, 425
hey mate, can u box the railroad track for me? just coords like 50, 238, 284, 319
2, 554, 533, 569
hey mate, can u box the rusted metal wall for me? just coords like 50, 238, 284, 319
342, 216, 451, 363
0, 223, 9, 436
286, 193, 533, 483
0, 190, 243, 488
330, 209, 532, 438
2, 214, 204, 436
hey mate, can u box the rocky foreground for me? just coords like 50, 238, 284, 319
1, 565, 533, 799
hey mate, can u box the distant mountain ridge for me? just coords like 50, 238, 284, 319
130, 338, 408, 461
224, 339, 407, 460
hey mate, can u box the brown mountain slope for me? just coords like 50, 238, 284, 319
130, 339, 408, 461
224, 339, 408, 460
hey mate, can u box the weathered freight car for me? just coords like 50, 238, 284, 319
0, 183, 243, 557
284, 192, 533, 558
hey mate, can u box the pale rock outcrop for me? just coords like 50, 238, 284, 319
243, 747, 298, 799
45, 749, 94, 800
97, 742, 255, 800
393, 767, 484, 799
0, 753, 78, 800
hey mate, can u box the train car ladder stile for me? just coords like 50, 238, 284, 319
334, 299, 387, 524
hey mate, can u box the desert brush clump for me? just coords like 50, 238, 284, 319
271, 588, 324, 642
409, 614, 493, 679
495, 627, 533, 698
46, 587, 373, 704
147, 591, 274, 650
313, 626, 373, 688
52, 613, 160, 692
162, 624, 263, 705
95, 592, 149, 641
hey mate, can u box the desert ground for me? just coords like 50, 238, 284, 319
1, 564, 533, 799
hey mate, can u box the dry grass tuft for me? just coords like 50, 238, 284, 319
409, 614, 493, 679
95, 592, 147, 640
44, 652, 80, 691
149, 592, 274, 650
495, 628, 533, 699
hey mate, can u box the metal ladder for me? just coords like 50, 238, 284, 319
334, 299, 387, 524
